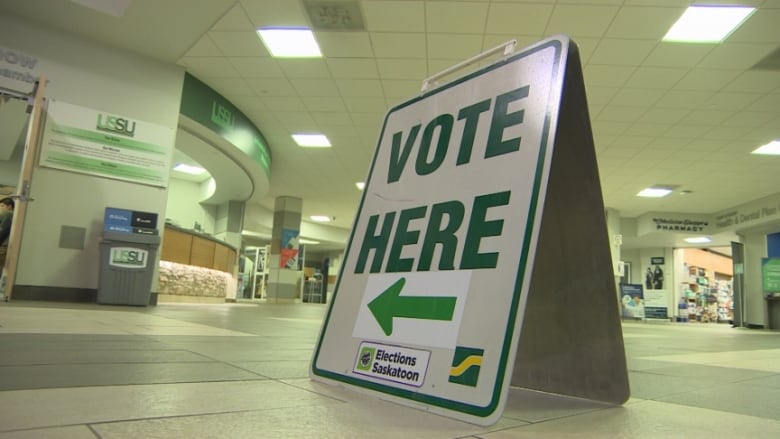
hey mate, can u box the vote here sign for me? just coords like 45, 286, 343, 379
312, 36, 568, 425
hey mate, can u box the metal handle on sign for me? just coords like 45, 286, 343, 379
421, 39, 517, 92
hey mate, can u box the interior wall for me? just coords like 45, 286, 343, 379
1, 15, 184, 291
166, 178, 216, 234
741, 232, 768, 326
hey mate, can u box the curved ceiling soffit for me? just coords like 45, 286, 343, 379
176, 115, 270, 205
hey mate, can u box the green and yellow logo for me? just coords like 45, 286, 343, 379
448, 346, 483, 387
96, 113, 136, 137
356, 346, 376, 371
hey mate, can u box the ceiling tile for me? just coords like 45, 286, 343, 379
584, 65, 638, 87
674, 69, 742, 91
204, 77, 253, 96
655, 90, 716, 109
179, 57, 241, 77
728, 8, 780, 43
625, 123, 673, 137
585, 86, 620, 105
548, 4, 619, 38
679, 110, 735, 125
229, 57, 284, 78
316, 32, 374, 58
362, 0, 425, 32
277, 59, 331, 78
381, 80, 420, 100
745, 93, 780, 112
289, 79, 341, 97
208, 31, 268, 57
610, 88, 665, 107
342, 97, 388, 113
246, 78, 296, 96
589, 39, 658, 66
274, 112, 318, 131
697, 42, 778, 69
426, 2, 488, 34
335, 79, 384, 97
722, 111, 777, 128
643, 43, 715, 68
487, 3, 554, 35
376, 58, 428, 80
301, 96, 346, 112
704, 92, 762, 112
571, 37, 601, 63
605, 6, 684, 39
598, 105, 647, 122
327, 58, 379, 79
664, 124, 711, 138
427, 34, 484, 60
239, 0, 307, 27
639, 108, 690, 124
625, 67, 687, 89
183, 35, 222, 57
311, 112, 353, 126
211, 3, 254, 31
225, 95, 269, 112
724, 70, 780, 93
700, 125, 752, 141
370, 33, 426, 58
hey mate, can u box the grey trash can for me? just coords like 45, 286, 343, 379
97, 231, 160, 306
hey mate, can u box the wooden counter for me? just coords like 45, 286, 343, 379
161, 225, 236, 273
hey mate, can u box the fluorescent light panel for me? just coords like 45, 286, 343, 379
257, 27, 322, 58
752, 140, 780, 155
355, 182, 365, 191
685, 236, 712, 244
310, 215, 333, 222
637, 187, 673, 198
293, 134, 331, 147
663, 5, 755, 43
173, 163, 206, 175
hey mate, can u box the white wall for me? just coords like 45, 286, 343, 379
741, 233, 768, 326
166, 178, 216, 233
1, 15, 184, 290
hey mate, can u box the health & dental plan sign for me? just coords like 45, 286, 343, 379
312, 37, 568, 425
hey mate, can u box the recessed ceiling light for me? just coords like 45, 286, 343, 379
299, 238, 320, 245
751, 140, 780, 155
257, 27, 322, 58
663, 5, 755, 43
292, 134, 331, 147
356, 182, 365, 191
310, 215, 333, 222
173, 163, 206, 175
637, 187, 673, 198
685, 236, 712, 244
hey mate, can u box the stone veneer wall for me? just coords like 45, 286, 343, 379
158, 261, 230, 298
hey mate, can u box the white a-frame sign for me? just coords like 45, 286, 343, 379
311, 35, 630, 426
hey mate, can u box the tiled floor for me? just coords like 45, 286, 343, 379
1, 300, 779, 438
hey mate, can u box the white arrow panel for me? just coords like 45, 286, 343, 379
353, 271, 471, 349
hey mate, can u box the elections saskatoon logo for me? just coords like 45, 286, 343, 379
449, 346, 484, 387
356, 347, 376, 371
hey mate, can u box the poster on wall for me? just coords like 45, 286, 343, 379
762, 258, 780, 292
39, 100, 175, 187
620, 284, 645, 319
643, 289, 669, 319
280, 228, 300, 269
645, 257, 665, 290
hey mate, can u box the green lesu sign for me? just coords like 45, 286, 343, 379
311, 36, 568, 426
762, 258, 780, 292
180, 73, 271, 176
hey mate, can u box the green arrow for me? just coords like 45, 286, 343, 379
368, 277, 457, 336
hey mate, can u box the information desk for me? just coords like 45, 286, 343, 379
158, 224, 237, 302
